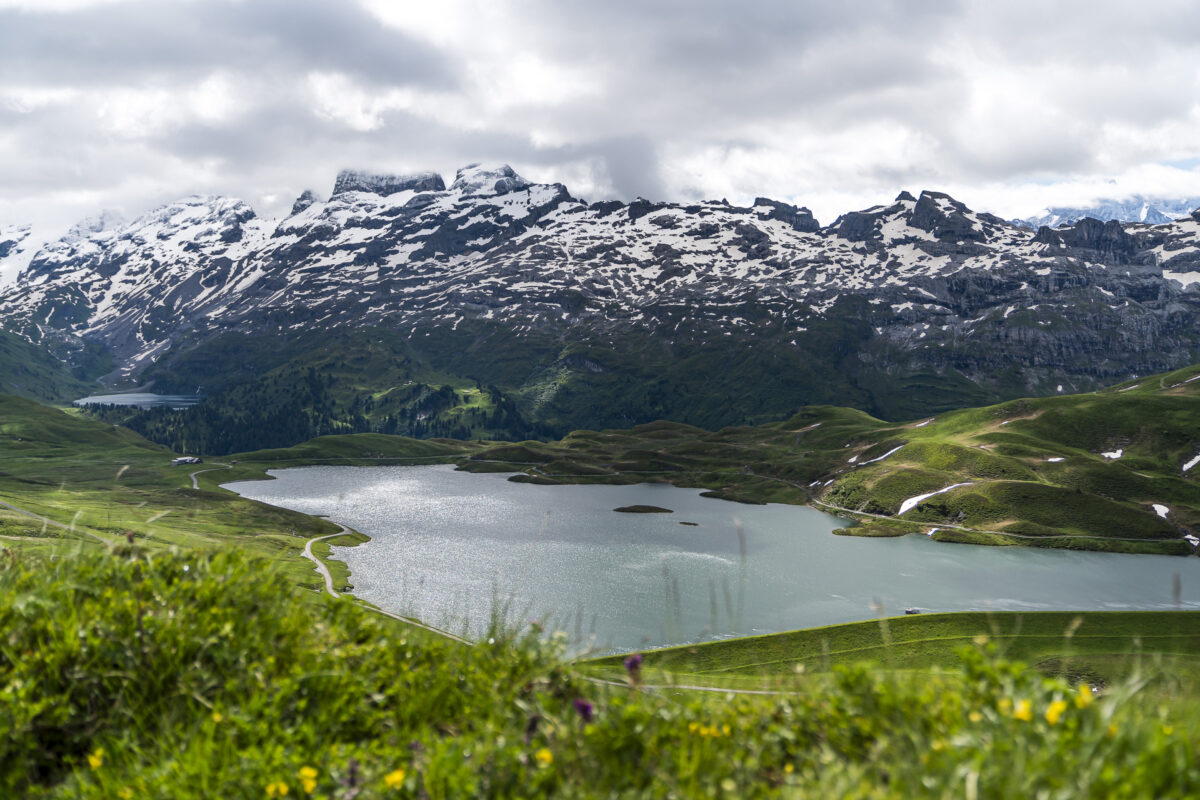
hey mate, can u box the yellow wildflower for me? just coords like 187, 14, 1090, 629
118, 788, 133, 800
1163, 725, 1175, 736
211, 711, 224, 724
1107, 722, 1118, 738
688, 722, 699, 734
266, 781, 289, 798
968, 711, 983, 723
86, 748, 104, 769
997, 698, 1012, 715
384, 768, 406, 788
784, 763, 795, 775
1045, 699, 1068, 725
1075, 684, 1094, 709
297, 766, 318, 793
535, 748, 554, 767
722, 724, 731, 736
1012, 699, 1033, 722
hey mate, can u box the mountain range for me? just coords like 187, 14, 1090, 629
1018, 194, 1200, 229
2, 163, 1200, 450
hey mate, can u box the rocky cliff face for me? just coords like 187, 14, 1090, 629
3, 164, 1200, 421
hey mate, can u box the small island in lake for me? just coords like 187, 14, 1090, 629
613, 505, 673, 514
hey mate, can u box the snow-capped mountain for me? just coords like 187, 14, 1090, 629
4, 163, 1200, 424
1020, 195, 1200, 229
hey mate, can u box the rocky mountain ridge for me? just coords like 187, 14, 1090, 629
3, 163, 1200, 428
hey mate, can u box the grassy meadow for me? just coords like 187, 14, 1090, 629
3, 543, 1200, 799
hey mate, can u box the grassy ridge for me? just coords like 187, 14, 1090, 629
4, 544, 1200, 798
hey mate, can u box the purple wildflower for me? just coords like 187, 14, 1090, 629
623, 652, 643, 686
572, 698, 595, 724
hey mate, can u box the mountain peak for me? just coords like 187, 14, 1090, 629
290, 189, 320, 216
450, 163, 531, 197
332, 169, 445, 197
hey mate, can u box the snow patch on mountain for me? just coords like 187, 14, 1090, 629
450, 164, 532, 197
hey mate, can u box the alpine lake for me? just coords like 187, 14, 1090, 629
226, 464, 1200, 653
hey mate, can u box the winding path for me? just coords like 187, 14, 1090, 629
302, 526, 349, 598
300, 523, 474, 645
189, 462, 231, 489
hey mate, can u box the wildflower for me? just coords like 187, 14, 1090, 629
297, 766, 318, 793
968, 711, 983, 723
784, 763, 795, 775
997, 698, 1012, 715
118, 788, 133, 799
1163, 725, 1175, 736
535, 748, 554, 767
722, 724, 731, 736
1075, 684, 1094, 708
1045, 699, 1068, 725
211, 711, 224, 724
384, 768, 406, 788
688, 722, 700, 734
624, 652, 643, 686
1012, 699, 1033, 722
265, 781, 289, 797
1107, 722, 1118, 738
86, 748, 104, 769
572, 698, 595, 724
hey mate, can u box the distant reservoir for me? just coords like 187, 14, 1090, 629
226, 465, 1200, 653
74, 392, 203, 410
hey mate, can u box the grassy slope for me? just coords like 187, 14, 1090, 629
4, 545, 1200, 799
583, 611, 1200, 685
452, 363, 1200, 555
0, 395, 361, 587
0, 328, 95, 403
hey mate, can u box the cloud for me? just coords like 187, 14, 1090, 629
2, 0, 1200, 278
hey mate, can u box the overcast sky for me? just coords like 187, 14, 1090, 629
2, 0, 1200, 247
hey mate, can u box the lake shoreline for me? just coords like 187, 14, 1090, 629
225, 464, 1200, 653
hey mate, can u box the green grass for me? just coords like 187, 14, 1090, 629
0, 327, 98, 403
583, 611, 1200, 685
5, 543, 1200, 798
0, 394, 345, 586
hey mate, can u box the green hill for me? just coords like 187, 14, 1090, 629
0, 394, 343, 581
